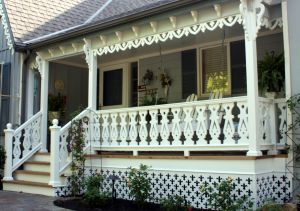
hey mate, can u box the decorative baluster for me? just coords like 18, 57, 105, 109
138, 110, 148, 146
159, 108, 170, 146
91, 114, 101, 146
171, 108, 181, 146
101, 113, 110, 146
278, 103, 287, 144
119, 112, 128, 146
259, 103, 266, 144
23, 127, 31, 155
222, 103, 235, 145
237, 102, 249, 143
182, 106, 195, 145
82, 117, 90, 146
195, 105, 208, 145
110, 113, 119, 146
13, 133, 21, 165
264, 103, 271, 144
128, 111, 138, 146
31, 118, 41, 147
59, 132, 69, 169
149, 109, 159, 145
208, 104, 221, 145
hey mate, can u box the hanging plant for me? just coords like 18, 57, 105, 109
206, 72, 228, 94
142, 69, 154, 85
159, 70, 172, 88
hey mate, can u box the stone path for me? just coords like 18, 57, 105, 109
0, 191, 70, 211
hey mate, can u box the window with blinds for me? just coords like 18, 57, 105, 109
202, 45, 228, 94
0, 62, 11, 135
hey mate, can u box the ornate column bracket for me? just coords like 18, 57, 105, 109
239, 0, 265, 41
0, 0, 14, 52
83, 40, 92, 71
35, 56, 44, 78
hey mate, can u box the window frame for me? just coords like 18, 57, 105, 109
99, 63, 129, 110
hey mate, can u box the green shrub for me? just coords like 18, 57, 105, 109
257, 199, 283, 211
0, 145, 6, 170
83, 173, 109, 207
160, 195, 188, 211
127, 164, 151, 205
200, 177, 253, 211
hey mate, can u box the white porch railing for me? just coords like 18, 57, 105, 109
52, 97, 287, 169
3, 111, 42, 180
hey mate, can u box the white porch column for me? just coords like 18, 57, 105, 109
240, 0, 265, 156
84, 39, 98, 110
36, 56, 49, 152
26, 67, 34, 118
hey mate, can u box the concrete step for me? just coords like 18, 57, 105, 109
23, 161, 50, 173
2, 180, 55, 196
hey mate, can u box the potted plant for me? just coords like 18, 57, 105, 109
48, 93, 66, 122
258, 51, 285, 98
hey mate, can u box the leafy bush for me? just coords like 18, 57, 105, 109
83, 174, 109, 207
127, 164, 151, 205
160, 195, 188, 211
200, 177, 253, 211
0, 145, 5, 170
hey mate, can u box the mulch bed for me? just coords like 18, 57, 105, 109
54, 197, 208, 211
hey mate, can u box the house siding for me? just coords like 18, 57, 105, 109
0, 22, 22, 145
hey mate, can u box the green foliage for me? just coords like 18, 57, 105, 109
257, 199, 283, 211
200, 177, 253, 211
48, 93, 66, 112
160, 195, 188, 211
127, 164, 151, 205
258, 51, 285, 93
83, 174, 109, 207
0, 145, 6, 170
69, 118, 87, 196
139, 95, 167, 106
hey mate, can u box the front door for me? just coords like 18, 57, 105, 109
100, 64, 128, 110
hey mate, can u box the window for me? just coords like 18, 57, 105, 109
0, 63, 11, 134
230, 40, 246, 95
103, 69, 123, 106
181, 49, 197, 99
201, 45, 228, 94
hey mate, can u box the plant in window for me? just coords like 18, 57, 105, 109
126, 164, 151, 205
207, 72, 228, 95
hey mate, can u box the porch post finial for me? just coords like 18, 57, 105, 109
240, 0, 263, 156
36, 55, 49, 152
83, 39, 98, 109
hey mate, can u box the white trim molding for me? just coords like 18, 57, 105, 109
92, 14, 282, 57
0, 0, 14, 52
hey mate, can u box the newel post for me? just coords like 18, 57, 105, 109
3, 123, 14, 181
240, 0, 265, 156
49, 119, 61, 186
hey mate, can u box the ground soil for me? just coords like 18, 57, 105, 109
54, 198, 207, 211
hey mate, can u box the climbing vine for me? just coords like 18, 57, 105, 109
69, 117, 87, 196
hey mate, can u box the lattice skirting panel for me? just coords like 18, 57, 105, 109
55, 168, 291, 209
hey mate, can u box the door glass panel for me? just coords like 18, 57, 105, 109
103, 69, 123, 106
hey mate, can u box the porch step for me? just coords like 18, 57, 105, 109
23, 161, 50, 173
29, 152, 50, 162
2, 152, 65, 196
2, 180, 54, 196
14, 170, 50, 184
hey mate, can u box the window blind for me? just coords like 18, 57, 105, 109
202, 46, 228, 94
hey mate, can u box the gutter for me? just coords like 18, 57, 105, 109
15, 0, 203, 51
